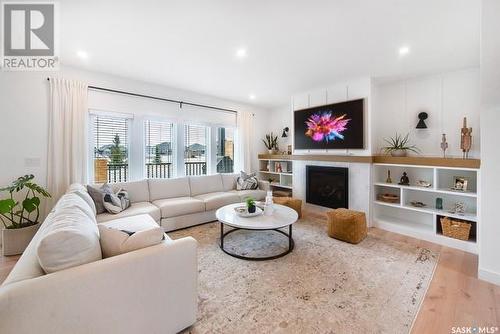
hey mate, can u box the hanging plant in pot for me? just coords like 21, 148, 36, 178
0, 175, 51, 256
262, 132, 278, 155
382, 133, 420, 157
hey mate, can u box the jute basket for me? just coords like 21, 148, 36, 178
440, 217, 471, 241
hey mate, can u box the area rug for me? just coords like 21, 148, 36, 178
170, 217, 438, 334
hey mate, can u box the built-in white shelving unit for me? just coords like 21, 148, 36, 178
258, 158, 293, 196
372, 163, 480, 254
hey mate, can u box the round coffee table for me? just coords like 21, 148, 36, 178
215, 203, 298, 261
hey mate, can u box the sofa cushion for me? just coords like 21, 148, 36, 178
53, 193, 97, 222
193, 192, 240, 211
236, 171, 259, 190
230, 189, 267, 201
148, 177, 191, 201
87, 183, 113, 214
103, 189, 130, 214
221, 173, 238, 191
67, 183, 97, 215
96, 201, 161, 223
153, 197, 205, 218
98, 214, 166, 258
189, 174, 224, 196
112, 180, 150, 203
37, 208, 102, 274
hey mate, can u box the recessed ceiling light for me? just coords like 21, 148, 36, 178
236, 48, 247, 58
249, 94, 256, 100
76, 50, 88, 59
398, 46, 410, 56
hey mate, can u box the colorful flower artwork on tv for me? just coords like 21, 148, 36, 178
304, 112, 351, 143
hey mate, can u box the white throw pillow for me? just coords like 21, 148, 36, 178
37, 208, 102, 273
98, 214, 165, 258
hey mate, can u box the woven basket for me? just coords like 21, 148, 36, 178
440, 217, 471, 241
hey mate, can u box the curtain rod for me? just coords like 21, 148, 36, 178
46, 77, 238, 114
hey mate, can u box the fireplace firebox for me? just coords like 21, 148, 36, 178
306, 166, 348, 209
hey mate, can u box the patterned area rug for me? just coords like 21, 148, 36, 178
170, 217, 438, 334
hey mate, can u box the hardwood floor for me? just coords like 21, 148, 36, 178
1, 213, 499, 333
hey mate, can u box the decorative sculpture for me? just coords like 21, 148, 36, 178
416, 112, 428, 129
440, 134, 448, 158
398, 172, 410, 186
460, 117, 472, 159
386, 170, 392, 184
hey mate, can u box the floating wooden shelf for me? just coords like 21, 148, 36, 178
257, 154, 373, 164
372, 155, 480, 169
257, 154, 480, 169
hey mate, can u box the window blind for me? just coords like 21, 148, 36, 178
184, 124, 208, 175
144, 120, 175, 178
92, 115, 129, 183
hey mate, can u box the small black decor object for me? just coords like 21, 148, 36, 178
282, 127, 289, 138
416, 112, 428, 129
398, 172, 410, 186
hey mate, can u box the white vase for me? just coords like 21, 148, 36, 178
268, 149, 274, 155
2, 223, 40, 256
390, 149, 408, 157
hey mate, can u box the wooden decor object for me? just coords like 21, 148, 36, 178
460, 117, 472, 159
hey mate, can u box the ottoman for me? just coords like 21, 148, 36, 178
326, 208, 367, 244
273, 197, 302, 218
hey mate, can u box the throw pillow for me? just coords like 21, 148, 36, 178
87, 183, 113, 214
103, 189, 130, 214
236, 171, 259, 190
98, 215, 165, 258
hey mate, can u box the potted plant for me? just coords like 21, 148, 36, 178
262, 133, 278, 154
0, 175, 51, 256
246, 197, 256, 214
382, 133, 420, 157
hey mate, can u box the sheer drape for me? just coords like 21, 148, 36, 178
46, 78, 88, 209
236, 111, 254, 173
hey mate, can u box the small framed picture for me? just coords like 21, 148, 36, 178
452, 176, 469, 192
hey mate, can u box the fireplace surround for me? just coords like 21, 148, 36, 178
306, 165, 348, 209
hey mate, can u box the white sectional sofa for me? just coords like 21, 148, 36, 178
0, 173, 267, 334
96, 173, 268, 231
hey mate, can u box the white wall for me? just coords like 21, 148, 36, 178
479, 0, 500, 286
0, 66, 268, 190
372, 68, 480, 158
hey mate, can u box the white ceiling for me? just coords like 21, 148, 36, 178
61, 0, 480, 108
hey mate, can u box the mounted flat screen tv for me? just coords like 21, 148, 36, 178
294, 99, 364, 150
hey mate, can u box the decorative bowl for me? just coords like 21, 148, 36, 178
234, 206, 263, 217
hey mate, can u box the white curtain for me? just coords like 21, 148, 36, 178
46, 78, 88, 209
236, 111, 254, 173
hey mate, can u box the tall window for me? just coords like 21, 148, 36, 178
144, 120, 175, 178
92, 115, 129, 183
216, 127, 234, 173
184, 124, 208, 175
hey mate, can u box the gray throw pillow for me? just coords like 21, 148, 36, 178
103, 189, 130, 214
236, 171, 259, 190
87, 183, 113, 214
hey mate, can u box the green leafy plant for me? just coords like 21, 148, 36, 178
262, 132, 278, 150
0, 175, 51, 229
382, 133, 420, 154
245, 197, 256, 208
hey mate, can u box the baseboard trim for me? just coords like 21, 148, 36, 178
478, 267, 500, 286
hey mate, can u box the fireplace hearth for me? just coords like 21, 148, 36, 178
306, 166, 348, 209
